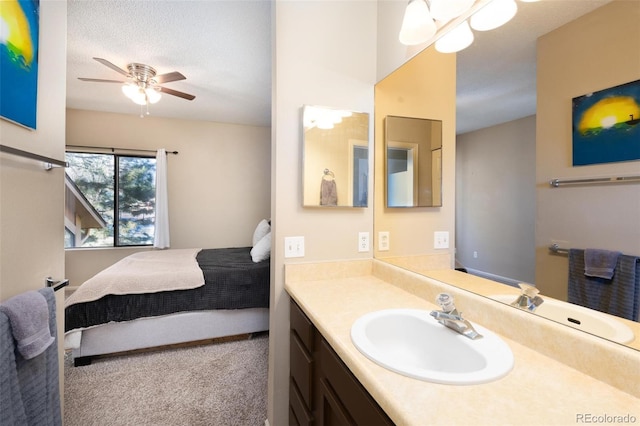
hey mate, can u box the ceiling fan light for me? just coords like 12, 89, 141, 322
121, 83, 138, 99
470, 0, 518, 31
131, 89, 147, 106
399, 0, 437, 46
430, 0, 474, 22
435, 20, 474, 53
146, 87, 162, 104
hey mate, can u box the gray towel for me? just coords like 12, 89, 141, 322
0, 290, 55, 359
0, 287, 61, 426
320, 178, 338, 206
568, 249, 640, 321
584, 248, 621, 279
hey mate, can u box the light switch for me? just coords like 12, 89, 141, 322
284, 236, 305, 258
434, 231, 449, 249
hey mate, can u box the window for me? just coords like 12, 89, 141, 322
65, 152, 156, 247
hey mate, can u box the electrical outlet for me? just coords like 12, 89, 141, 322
473, 251, 478, 259
378, 231, 390, 251
284, 236, 305, 258
434, 231, 449, 249
358, 232, 370, 252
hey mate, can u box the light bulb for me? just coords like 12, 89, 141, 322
146, 87, 162, 104
470, 0, 517, 31
399, 0, 437, 46
131, 89, 147, 105
121, 83, 138, 99
435, 20, 474, 53
430, 0, 474, 22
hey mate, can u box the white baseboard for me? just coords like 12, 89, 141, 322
464, 268, 522, 288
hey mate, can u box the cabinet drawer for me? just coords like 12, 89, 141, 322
320, 340, 394, 426
290, 332, 314, 408
290, 301, 315, 351
290, 377, 314, 426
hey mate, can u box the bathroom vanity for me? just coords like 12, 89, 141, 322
285, 259, 640, 425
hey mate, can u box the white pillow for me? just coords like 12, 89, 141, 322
251, 232, 271, 263
252, 219, 271, 246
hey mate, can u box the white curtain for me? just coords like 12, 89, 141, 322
154, 149, 170, 248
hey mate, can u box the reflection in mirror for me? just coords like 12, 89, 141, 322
302, 106, 369, 207
374, 2, 640, 351
385, 116, 442, 207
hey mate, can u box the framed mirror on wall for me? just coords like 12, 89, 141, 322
385, 115, 442, 207
302, 105, 370, 208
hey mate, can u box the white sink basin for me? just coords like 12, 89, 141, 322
350, 309, 514, 385
490, 295, 634, 344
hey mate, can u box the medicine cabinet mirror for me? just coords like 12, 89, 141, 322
302, 105, 369, 207
385, 115, 442, 207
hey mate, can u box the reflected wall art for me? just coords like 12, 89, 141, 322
0, 0, 40, 130
572, 79, 640, 166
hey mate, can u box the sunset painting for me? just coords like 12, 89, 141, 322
572, 79, 640, 166
0, 0, 40, 129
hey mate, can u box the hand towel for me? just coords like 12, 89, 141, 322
584, 248, 621, 279
0, 290, 55, 359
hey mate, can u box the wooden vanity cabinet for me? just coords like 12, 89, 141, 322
289, 300, 394, 426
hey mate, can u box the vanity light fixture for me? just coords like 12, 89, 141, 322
399, 0, 533, 54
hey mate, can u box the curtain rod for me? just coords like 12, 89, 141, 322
66, 145, 178, 155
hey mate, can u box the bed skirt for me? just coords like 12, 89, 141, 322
66, 307, 269, 363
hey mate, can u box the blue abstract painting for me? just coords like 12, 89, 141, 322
572, 79, 640, 166
0, 0, 40, 130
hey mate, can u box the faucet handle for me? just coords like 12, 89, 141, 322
436, 293, 456, 312
517, 283, 539, 298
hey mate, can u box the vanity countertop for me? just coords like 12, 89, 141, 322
285, 273, 640, 425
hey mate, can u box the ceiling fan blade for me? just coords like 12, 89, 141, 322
78, 77, 126, 83
158, 86, 196, 101
155, 71, 186, 84
93, 57, 130, 77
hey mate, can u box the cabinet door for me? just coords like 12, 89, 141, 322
319, 379, 355, 426
320, 340, 394, 426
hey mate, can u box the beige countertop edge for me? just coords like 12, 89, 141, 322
285, 276, 640, 426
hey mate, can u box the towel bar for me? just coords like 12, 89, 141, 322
550, 175, 640, 187
549, 243, 569, 254
45, 277, 69, 292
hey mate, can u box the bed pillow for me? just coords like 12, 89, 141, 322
251, 232, 271, 262
252, 219, 271, 247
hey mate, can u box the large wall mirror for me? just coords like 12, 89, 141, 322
374, 1, 640, 352
302, 105, 369, 207
385, 116, 442, 207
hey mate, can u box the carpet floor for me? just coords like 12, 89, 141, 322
64, 334, 268, 426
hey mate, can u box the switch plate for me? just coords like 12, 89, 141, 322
378, 231, 390, 251
434, 231, 449, 249
284, 236, 305, 258
358, 232, 370, 252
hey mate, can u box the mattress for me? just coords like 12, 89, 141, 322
65, 247, 270, 332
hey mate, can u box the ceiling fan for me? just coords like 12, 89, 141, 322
78, 57, 196, 108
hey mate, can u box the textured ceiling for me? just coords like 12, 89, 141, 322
456, 0, 612, 134
66, 0, 611, 131
66, 0, 272, 126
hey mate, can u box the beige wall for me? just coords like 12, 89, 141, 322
535, 1, 640, 300
65, 108, 271, 286
0, 0, 67, 408
374, 46, 456, 261
456, 115, 536, 284
270, 1, 377, 424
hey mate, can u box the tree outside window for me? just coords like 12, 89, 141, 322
65, 152, 156, 247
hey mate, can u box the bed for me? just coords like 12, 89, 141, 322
65, 234, 271, 366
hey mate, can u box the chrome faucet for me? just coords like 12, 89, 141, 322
430, 293, 483, 340
510, 283, 544, 312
